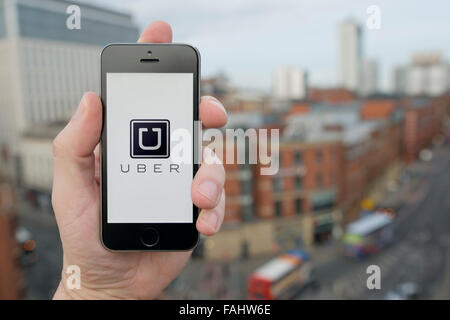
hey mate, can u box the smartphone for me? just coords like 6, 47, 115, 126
100, 44, 200, 251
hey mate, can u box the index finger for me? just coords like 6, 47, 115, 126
138, 21, 173, 43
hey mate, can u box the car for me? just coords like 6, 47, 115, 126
385, 282, 420, 300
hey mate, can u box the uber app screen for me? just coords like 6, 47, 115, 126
106, 73, 193, 223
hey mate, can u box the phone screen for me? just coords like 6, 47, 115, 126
106, 73, 194, 223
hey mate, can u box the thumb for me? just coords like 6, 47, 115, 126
52, 92, 102, 222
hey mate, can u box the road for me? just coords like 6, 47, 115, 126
299, 146, 450, 299
18, 201, 62, 299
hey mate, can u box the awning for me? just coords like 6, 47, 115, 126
312, 189, 336, 207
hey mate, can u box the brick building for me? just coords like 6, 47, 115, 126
402, 97, 445, 162
309, 88, 355, 104
0, 179, 22, 299
205, 93, 448, 260
253, 140, 343, 245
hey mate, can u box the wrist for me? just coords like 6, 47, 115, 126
53, 275, 115, 300
53, 281, 77, 300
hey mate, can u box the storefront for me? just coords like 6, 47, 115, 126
311, 190, 338, 244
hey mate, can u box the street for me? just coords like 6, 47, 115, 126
18, 203, 62, 300
300, 145, 450, 299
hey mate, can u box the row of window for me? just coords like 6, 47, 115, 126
273, 197, 335, 217
17, 4, 138, 47
280, 149, 325, 166
274, 198, 303, 217
20, 42, 100, 124
272, 171, 336, 192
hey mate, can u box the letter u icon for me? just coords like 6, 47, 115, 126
138, 128, 162, 151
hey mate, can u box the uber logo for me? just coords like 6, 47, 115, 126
130, 119, 170, 158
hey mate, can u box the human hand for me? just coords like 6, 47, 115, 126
52, 21, 227, 299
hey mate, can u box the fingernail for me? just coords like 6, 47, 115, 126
207, 96, 226, 114
72, 95, 87, 120
198, 181, 219, 203
202, 210, 219, 231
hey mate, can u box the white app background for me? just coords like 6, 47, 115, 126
106, 73, 193, 223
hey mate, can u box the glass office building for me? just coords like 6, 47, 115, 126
0, 0, 139, 189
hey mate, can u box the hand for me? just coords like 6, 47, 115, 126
52, 21, 227, 300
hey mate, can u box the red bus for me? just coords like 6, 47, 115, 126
248, 250, 311, 300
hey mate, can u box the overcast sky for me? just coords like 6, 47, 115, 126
86, 0, 450, 93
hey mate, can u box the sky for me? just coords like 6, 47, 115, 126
86, 0, 450, 93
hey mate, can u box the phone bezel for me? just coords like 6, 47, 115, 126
100, 43, 200, 251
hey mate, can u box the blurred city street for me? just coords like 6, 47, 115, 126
302, 146, 450, 299
18, 201, 62, 299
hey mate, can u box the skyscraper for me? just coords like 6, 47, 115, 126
272, 66, 308, 101
361, 58, 378, 96
393, 52, 450, 96
338, 20, 362, 93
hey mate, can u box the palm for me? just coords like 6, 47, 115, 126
57, 176, 191, 299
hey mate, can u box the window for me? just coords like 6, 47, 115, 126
294, 151, 303, 166
295, 176, 302, 190
242, 204, 253, 221
274, 201, 282, 217
241, 177, 252, 196
313, 200, 334, 212
295, 198, 303, 214
273, 178, 283, 192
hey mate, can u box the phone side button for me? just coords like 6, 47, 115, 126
140, 228, 159, 247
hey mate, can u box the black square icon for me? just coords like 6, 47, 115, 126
130, 119, 170, 158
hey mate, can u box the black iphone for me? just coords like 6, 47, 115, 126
100, 44, 200, 251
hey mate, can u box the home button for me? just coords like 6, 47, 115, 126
140, 228, 159, 247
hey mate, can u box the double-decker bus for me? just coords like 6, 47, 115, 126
248, 250, 311, 300
343, 212, 395, 258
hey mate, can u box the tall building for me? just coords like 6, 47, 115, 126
338, 20, 362, 93
393, 66, 407, 95
0, 0, 139, 189
272, 66, 308, 100
394, 52, 450, 96
361, 59, 378, 96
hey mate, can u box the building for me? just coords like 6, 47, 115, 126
361, 59, 378, 96
402, 97, 445, 162
394, 52, 450, 96
272, 66, 308, 101
360, 99, 398, 120
284, 101, 403, 226
309, 88, 355, 104
393, 66, 407, 95
338, 20, 362, 93
0, 178, 22, 299
253, 138, 343, 246
201, 72, 230, 97
202, 94, 432, 260
0, 0, 139, 191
